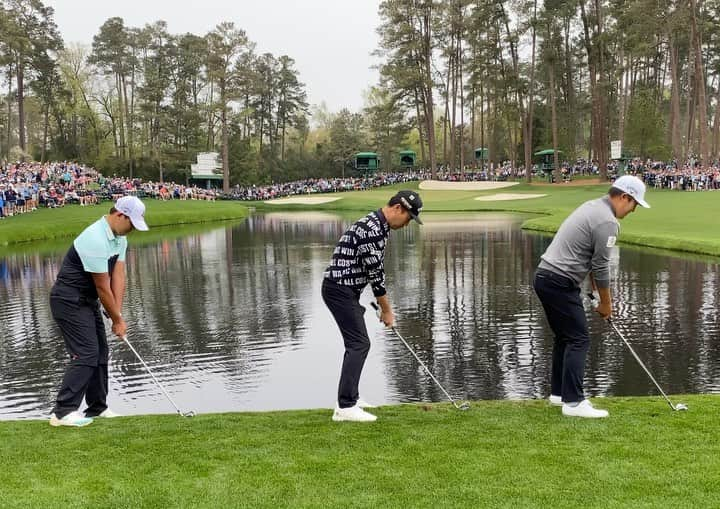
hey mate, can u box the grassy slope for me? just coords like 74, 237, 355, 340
1, 183, 718, 255
1, 396, 717, 509
0, 200, 249, 246
254, 182, 720, 256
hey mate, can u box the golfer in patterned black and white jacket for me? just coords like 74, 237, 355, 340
322, 190, 423, 422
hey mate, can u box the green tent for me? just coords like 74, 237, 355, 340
355, 152, 379, 171
474, 148, 488, 161
534, 149, 563, 172
399, 150, 416, 167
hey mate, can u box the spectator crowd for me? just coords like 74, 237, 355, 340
3, 156, 720, 219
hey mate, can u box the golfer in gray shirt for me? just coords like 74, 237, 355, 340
533, 175, 650, 418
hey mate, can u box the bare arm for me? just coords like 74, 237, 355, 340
111, 260, 126, 310
375, 294, 395, 328
92, 272, 126, 337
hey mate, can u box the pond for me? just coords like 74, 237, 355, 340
1, 211, 718, 419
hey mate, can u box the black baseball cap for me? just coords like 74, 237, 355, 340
389, 190, 423, 224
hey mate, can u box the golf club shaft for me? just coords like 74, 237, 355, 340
391, 326, 462, 407
371, 303, 461, 408
122, 335, 185, 415
587, 294, 679, 410
607, 320, 676, 410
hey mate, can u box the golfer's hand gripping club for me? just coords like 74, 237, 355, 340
587, 292, 611, 320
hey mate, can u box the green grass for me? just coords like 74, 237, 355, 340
253, 182, 720, 256
0, 200, 249, 246
1, 396, 717, 508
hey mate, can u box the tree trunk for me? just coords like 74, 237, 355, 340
414, 91, 426, 166
42, 105, 49, 162
459, 37, 465, 172
449, 33, 457, 171
690, 0, 709, 166
524, 0, 538, 182
550, 60, 560, 183
422, 11, 437, 179
712, 82, 720, 160
126, 65, 136, 178
5, 63, 12, 159
221, 79, 230, 193
669, 36, 683, 160
480, 81, 485, 171
207, 81, 214, 150
618, 48, 627, 147
16, 62, 26, 153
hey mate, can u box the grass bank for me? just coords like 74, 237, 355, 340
0, 395, 716, 508
0, 200, 250, 246
254, 182, 720, 256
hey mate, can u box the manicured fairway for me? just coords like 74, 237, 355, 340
0, 396, 717, 509
0, 200, 249, 246
252, 182, 720, 256
2, 182, 719, 256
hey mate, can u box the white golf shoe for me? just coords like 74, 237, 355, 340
49, 411, 93, 427
356, 398, 376, 409
95, 408, 122, 418
548, 394, 562, 406
332, 405, 377, 422
562, 399, 608, 418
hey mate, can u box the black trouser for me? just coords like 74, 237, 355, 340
533, 269, 589, 403
322, 279, 370, 409
50, 287, 109, 418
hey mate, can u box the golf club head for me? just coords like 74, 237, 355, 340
674, 403, 688, 411
457, 402, 471, 411
181, 411, 196, 417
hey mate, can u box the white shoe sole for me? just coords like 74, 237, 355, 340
561, 407, 608, 418
331, 412, 377, 423
49, 418, 93, 427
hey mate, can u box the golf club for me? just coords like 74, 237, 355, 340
121, 335, 196, 417
587, 293, 688, 412
370, 302, 470, 411
103, 310, 195, 416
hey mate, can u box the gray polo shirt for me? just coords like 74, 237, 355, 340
538, 196, 619, 289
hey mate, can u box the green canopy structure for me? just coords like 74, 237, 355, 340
534, 149, 563, 172
474, 148, 488, 161
355, 152, 379, 171
399, 150, 416, 168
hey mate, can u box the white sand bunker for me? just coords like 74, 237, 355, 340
419, 180, 519, 191
264, 196, 342, 205
474, 193, 547, 201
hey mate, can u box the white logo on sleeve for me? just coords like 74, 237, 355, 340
606, 236, 617, 247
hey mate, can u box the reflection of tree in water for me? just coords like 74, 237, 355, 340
383, 221, 553, 402
120, 215, 350, 393
2, 213, 720, 417
381, 219, 720, 403
0, 251, 77, 415
593, 249, 720, 395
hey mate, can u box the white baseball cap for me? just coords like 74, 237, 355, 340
115, 196, 149, 231
611, 175, 650, 208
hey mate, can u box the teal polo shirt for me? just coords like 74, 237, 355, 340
74, 216, 127, 272
54, 216, 127, 298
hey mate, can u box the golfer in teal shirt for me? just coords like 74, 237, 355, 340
49, 196, 148, 427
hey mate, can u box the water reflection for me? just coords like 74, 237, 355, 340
1, 211, 719, 419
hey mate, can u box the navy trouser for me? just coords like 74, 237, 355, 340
533, 269, 590, 403
322, 279, 370, 409
50, 286, 109, 418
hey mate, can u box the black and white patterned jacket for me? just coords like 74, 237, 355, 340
323, 209, 390, 297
